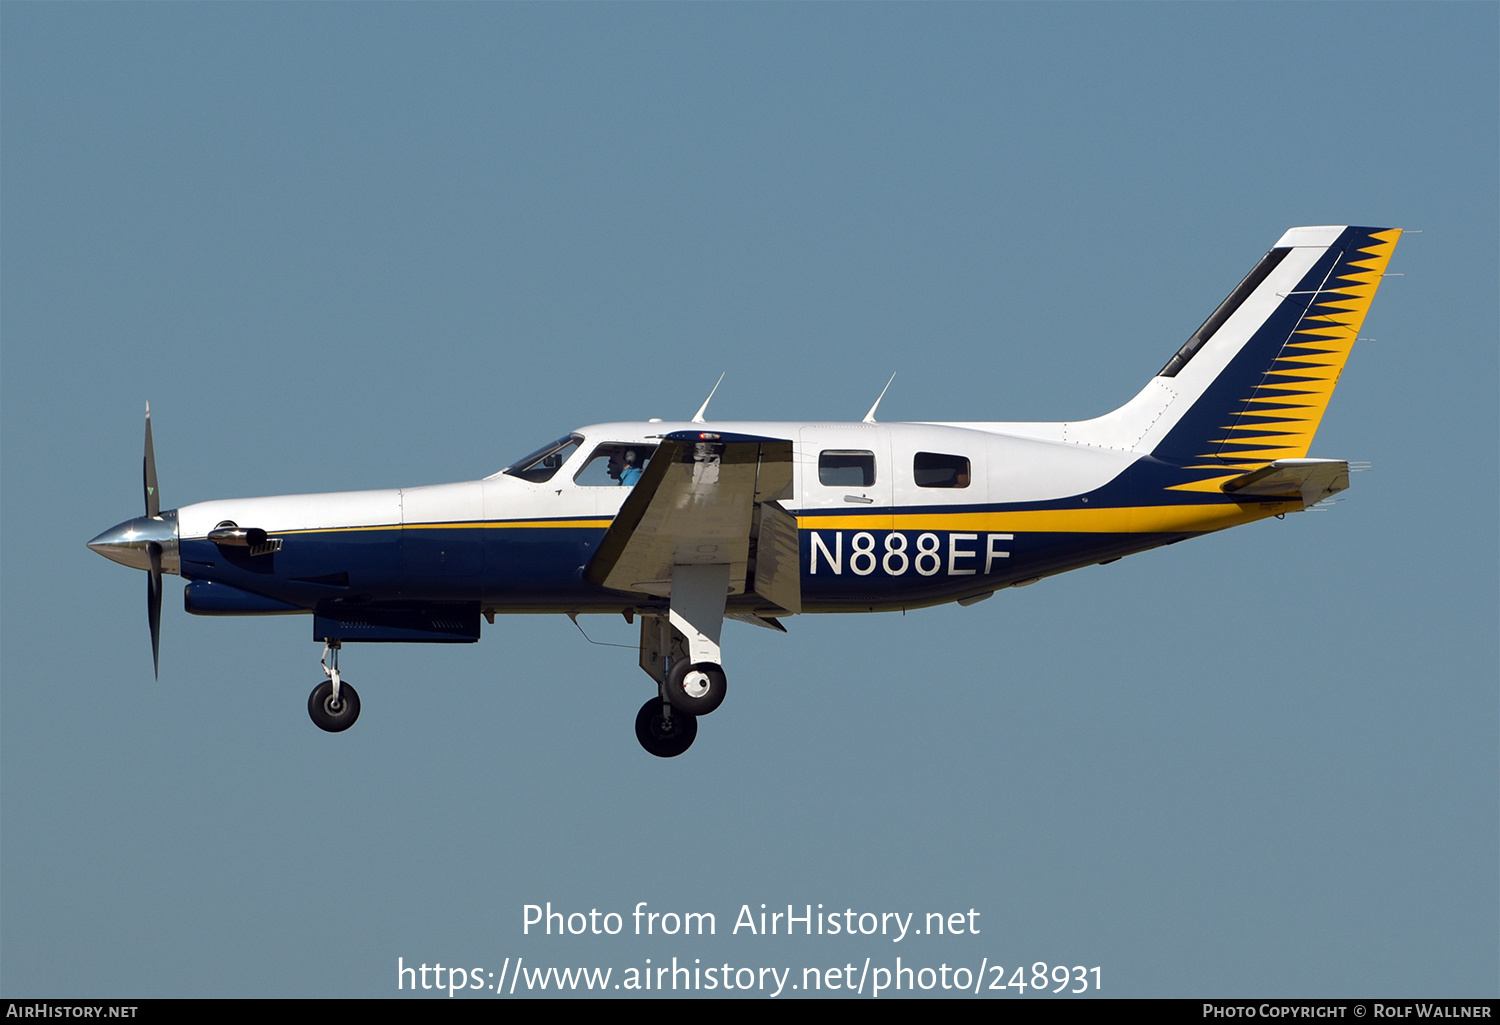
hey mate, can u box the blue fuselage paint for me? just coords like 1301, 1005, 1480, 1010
181, 523, 605, 610
795, 526, 1180, 606
179, 518, 1186, 617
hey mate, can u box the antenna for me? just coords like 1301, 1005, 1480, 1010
862, 373, 896, 424
691, 373, 725, 424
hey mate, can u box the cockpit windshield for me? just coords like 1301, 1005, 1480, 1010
497, 433, 584, 483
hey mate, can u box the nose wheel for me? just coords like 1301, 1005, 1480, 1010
308, 641, 360, 732
309, 678, 361, 732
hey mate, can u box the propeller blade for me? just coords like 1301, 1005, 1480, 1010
144, 402, 159, 519
147, 540, 162, 679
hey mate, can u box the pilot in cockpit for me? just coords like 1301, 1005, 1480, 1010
607, 448, 643, 486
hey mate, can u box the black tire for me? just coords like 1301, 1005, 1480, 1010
664, 660, 727, 716
308, 679, 361, 733
634, 698, 697, 758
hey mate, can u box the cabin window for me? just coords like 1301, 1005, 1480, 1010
503, 434, 583, 483
574, 444, 659, 486
819, 450, 875, 487
914, 452, 970, 488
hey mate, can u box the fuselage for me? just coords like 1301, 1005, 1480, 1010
162, 419, 1296, 621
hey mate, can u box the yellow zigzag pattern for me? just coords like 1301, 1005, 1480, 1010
1206, 228, 1401, 469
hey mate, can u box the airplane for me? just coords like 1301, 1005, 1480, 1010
89, 225, 1401, 757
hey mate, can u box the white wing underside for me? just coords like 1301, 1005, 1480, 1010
585, 436, 796, 610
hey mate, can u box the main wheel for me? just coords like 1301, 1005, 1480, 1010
308, 679, 361, 733
664, 660, 727, 716
635, 698, 697, 758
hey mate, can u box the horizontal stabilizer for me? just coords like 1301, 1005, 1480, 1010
1221, 458, 1349, 505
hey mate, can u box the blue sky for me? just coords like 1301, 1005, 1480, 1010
3, 3, 1495, 998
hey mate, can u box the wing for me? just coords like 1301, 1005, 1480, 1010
584, 431, 796, 611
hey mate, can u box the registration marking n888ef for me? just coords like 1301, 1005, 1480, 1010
808, 531, 1013, 577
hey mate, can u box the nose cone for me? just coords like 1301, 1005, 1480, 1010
88, 512, 179, 572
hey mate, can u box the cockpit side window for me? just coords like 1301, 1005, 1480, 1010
502, 434, 583, 483
574, 444, 659, 486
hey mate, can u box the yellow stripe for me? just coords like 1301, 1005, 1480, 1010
275, 524, 401, 535
801, 501, 1298, 534
275, 518, 612, 535
407, 519, 612, 530
1165, 476, 1242, 493
271, 505, 1295, 541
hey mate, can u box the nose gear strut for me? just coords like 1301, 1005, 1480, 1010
322, 642, 342, 703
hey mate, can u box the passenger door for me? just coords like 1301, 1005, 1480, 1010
797, 425, 894, 603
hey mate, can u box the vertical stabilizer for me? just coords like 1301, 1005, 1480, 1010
1063, 226, 1399, 490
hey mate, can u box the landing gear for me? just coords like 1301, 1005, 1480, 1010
308, 678, 361, 732
308, 641, 360, 732
665, 660, 727, 716
630, 564, 738, 755
635, 697, 697, 758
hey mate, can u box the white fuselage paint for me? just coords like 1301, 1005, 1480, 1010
173, 421, 1139, 541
